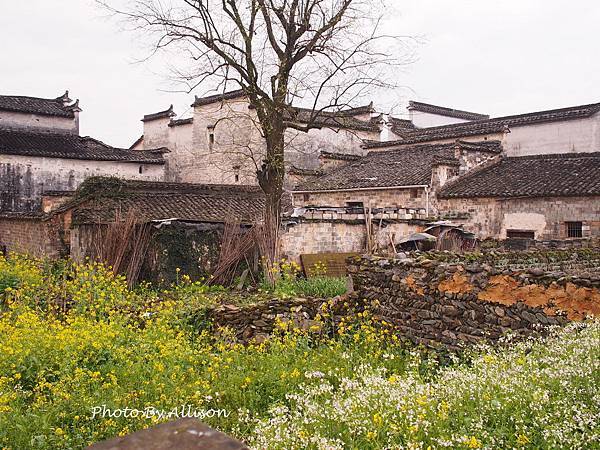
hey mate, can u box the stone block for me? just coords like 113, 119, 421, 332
86, 419, 249, 450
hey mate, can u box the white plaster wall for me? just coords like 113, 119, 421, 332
0, 110, 78, 134
0, 154, 164, 211
137, 95, 382, 185
285, 126, 376, 170
503, 113, 600, 156
142, 117, 171, 149
409, 110, 471, 129
190, 97, 263, 185
501, 212, 547, 238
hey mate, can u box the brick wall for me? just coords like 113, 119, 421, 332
0, 216, 63, 257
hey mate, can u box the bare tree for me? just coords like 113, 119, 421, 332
98, 0, 410, 277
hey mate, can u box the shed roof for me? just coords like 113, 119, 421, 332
69, 180, 264, 225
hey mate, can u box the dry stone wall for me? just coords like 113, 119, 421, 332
348, 250, 600, 350
207, 296, 364, 343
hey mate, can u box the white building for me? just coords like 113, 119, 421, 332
0, 92, 166, 212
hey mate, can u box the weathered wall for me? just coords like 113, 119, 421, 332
139, 96, 379, 186
349, 251, 600, 349
409, 110, 471, 128
503, 114, 600, 156
280, 220, 419, 262
0, 110, 78, 134
0, 216, 64, 257
0, 154, 165, 212
293, 188, 429, 210
208, 296, 363, 343
285, 126, 376, 170
437, 195, 600, 239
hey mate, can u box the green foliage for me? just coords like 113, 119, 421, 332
259, 259, 347, 298
74, 176, 128, 200
0, 253, 597, 449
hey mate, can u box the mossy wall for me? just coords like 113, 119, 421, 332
141, 223, 224, 284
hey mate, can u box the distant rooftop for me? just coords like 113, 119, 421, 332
0, 128, 166, 163
408, 101, 489, 121
372, 100, 600, 149
142, 105, 176, 122
0, 91, 79, 118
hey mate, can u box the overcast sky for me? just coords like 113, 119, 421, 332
1, 0, 599, 148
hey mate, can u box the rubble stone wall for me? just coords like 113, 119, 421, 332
208, 296, 363, 343
348, 250, 600, 349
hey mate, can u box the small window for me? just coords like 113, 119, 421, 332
138, 165, 144, 174
234, 174, 239, 183
303, 193, 310, 202
207, 126, 215, 150
566, 221, 583, 238
506, 230, 535, 240
410, 188, 420, 199
346, 201, 364, 208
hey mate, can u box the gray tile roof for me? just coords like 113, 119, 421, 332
0, 93, 75, 118
142, 105, 175, 122
0, 128, 166, 163
294, 143, 460, 192
68, 180, 265, 224
373, 101, 600, 148
408, 101, 489, 120
439, 152, 600, 199
192, 90, 246, 107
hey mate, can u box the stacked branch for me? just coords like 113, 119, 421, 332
211, 219, 256, 286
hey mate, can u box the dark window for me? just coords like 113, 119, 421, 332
346, 201, 364, 208
410, 188, 420, 199
208, 127, 215, 150
138, 166, 143, 174
303, 193, 310, 202
506, 230, 535, 240
234, 174, 239, 183
566, 221, 583, 238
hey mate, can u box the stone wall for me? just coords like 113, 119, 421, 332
437, 195, 600, 240
293, 188, 429, 210
208, 296, 363, 343
348, 250, 600, 350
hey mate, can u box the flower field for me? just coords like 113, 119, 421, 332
0, 253, 598, 449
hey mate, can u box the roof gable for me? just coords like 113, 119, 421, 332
0, 93, 76, 118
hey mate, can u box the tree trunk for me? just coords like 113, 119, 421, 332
256, 118, 286, 286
